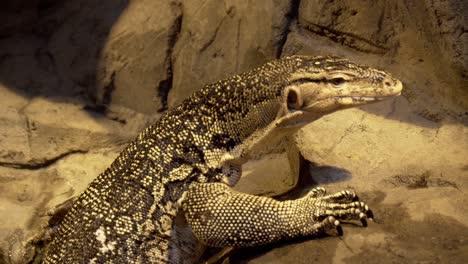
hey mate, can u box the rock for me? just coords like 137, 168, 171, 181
168, 0, 293, 108
427, 0, 467, 75
299, 0, 393, 54
0, 35, 66, 97
296, 0, 468, 115
0, 108, 30, 165
0, 85, 30, 165
97, 0, 182, 114
0, 150, 120, 264
0, 0, 38, 36
0, 90, 137, 167
234, 153, 297, 197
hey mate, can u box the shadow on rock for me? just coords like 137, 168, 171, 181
0, 0, 129, 107
276, 160, 352, 200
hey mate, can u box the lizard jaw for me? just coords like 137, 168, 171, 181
298, 77, 403, 112
303, 81, 403, 111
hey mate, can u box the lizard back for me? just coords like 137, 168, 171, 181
44, 60, 288, 263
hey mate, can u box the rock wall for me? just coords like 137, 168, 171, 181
0, 0, 466, 263
290, 0, 467, 120
1, 0, 465, 115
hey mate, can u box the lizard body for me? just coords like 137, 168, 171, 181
43, 55, 402, 263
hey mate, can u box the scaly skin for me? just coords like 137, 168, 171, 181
43, 55, 402, 263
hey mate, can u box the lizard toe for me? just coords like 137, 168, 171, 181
306, 187, 327, 198
321, 190, 358, 203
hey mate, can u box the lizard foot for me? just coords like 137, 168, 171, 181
28, 196, 77, 245
304, 188, 374, 236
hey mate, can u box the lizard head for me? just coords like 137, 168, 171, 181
188, 55, 403, 168
275, 55, 403, 126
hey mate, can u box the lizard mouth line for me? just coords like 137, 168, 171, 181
308, 93, 400, 105
334, 93, 401, 101
340, 96, 389, 102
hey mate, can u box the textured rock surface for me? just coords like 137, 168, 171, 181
294, 0, 467, 118
97, 0, 182, 114
168, 0, 293, 108
0, 0, 466, 263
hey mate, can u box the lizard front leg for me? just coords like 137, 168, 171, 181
182, 182, 373, 248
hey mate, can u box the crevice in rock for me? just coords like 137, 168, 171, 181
324, 122, 355, 156
276, 0, 301, 58
300, 22, 388, 54
385, 171, 459, 189
199, 16, 226, 53
86, 71, 116, 114
235, 19, 241, 72
156, 78, 171, 112
157, 3, 183, 112
25, 116, 34, 154
0, 150, 88, 170
101, 71, 115, 107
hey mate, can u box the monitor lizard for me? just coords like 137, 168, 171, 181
41, 55, 403, 263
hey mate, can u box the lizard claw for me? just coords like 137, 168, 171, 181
366, 209, 374, 222
352, 195, 360, 202
314, 216, 343, 236
306, 187, 327, 198
333, 217, 344, 236
359, 211, 368, 227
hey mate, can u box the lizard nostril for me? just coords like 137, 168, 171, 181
384, 81, 391, 87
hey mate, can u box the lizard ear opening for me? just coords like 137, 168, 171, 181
287, 87, 303, 110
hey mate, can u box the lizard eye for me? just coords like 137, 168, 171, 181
287, 89, 302, 110
330, 77, 345, 87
